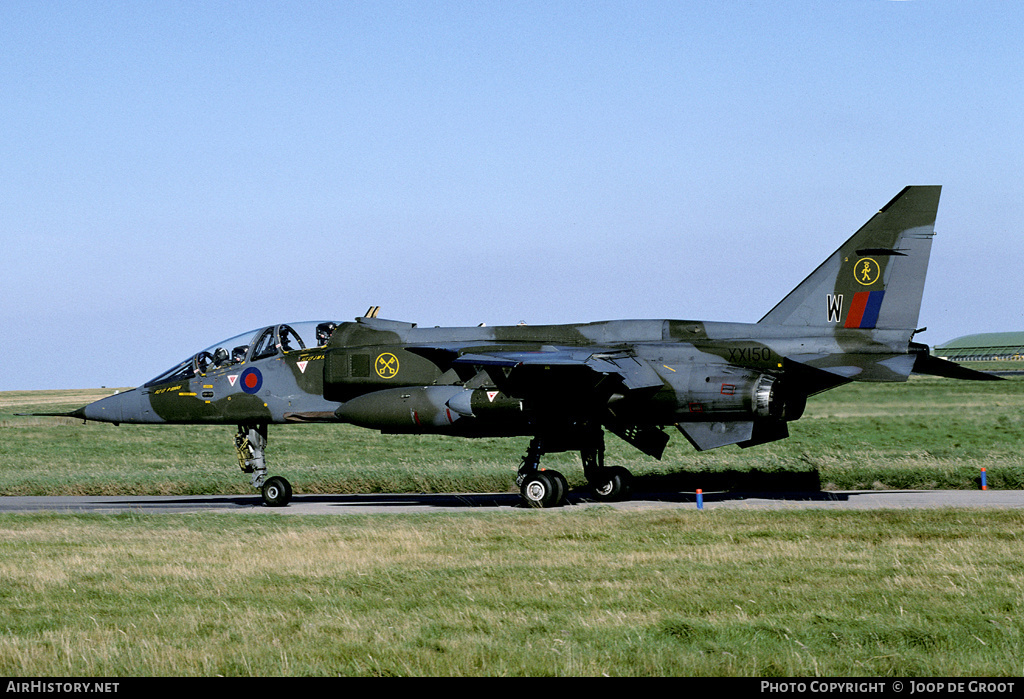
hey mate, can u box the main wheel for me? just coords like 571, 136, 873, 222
520, 471, 565, 508
546, 470, 569, 505
590, 466, 633, 502
262, 475, 293, 507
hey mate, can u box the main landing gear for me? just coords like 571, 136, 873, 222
516, 429, 634, 508
235, 424, 293, 507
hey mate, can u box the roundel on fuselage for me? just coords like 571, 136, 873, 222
240, 367, 263, 394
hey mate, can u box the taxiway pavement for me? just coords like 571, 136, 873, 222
1, 489, 1020, 515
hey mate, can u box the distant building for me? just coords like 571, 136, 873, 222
934, 332, 1024, 361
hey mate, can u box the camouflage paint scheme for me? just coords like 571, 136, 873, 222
64, 186, 996, 507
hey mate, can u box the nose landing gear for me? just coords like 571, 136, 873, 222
235, 424, 293, 507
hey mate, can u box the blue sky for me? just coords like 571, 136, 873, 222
2, 1, 1021, 390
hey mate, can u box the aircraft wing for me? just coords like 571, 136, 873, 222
406, 344, 664, 395
448, 347, 664, 392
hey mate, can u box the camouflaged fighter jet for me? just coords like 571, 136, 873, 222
56, 186, 996, 507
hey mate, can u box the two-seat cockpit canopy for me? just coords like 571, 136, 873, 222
145, 320, 338, 388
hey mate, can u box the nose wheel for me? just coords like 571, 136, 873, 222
261, 475, 293, 507
235, 424, 294, 507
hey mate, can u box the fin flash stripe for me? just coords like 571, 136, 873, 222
845, 290, 885, 329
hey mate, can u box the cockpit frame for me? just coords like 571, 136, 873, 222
144, 320, 338, 388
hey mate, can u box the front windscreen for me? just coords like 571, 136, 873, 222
144, 321, 338, 387
144, 328, 261, 387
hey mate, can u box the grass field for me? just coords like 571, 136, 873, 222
1, 509, 1022, 676
3, 371, 1024, 497
1, 373, 1023, 676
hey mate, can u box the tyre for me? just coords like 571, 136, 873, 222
520, 471, 564, 508
545, 470, 569, 505
262, 476, 293, 507
590, 466, 633, 502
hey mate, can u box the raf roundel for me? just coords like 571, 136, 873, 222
239, 367, 263, 394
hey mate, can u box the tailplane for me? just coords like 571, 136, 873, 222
758, 186, 941, 331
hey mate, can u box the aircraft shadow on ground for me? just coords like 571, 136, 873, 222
98, 469, 845, 511
306, 468, 842, 508
588, 469, 850, 505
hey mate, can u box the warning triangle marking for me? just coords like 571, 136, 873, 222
228, 375, 238, 387
297, 361, 308, 374
486, 390, 499, 402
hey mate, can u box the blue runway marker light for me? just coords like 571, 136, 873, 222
981, 468, 987, 491
696, 489, 703, 510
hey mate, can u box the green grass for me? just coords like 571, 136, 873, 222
1, 509, 1022, 676
3, 375, 1023, 497
2, 378, 1023, 676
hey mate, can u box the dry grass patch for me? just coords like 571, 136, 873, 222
3, 509, 1023, 675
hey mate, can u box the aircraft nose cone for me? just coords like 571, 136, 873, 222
81, 389, 143, 424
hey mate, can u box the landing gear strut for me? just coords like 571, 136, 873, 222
580, 431, 633, 502
516, 427, 634, 508
235, 424, 292, 507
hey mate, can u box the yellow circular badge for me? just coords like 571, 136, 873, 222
854, 257, 881, 286
375, 352, 400, 379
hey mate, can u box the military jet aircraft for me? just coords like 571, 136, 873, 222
50, 186, 996, 507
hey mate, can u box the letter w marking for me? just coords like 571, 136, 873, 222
827, 294, 843, 323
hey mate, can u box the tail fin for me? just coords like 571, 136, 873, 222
758, 186, 941, 331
